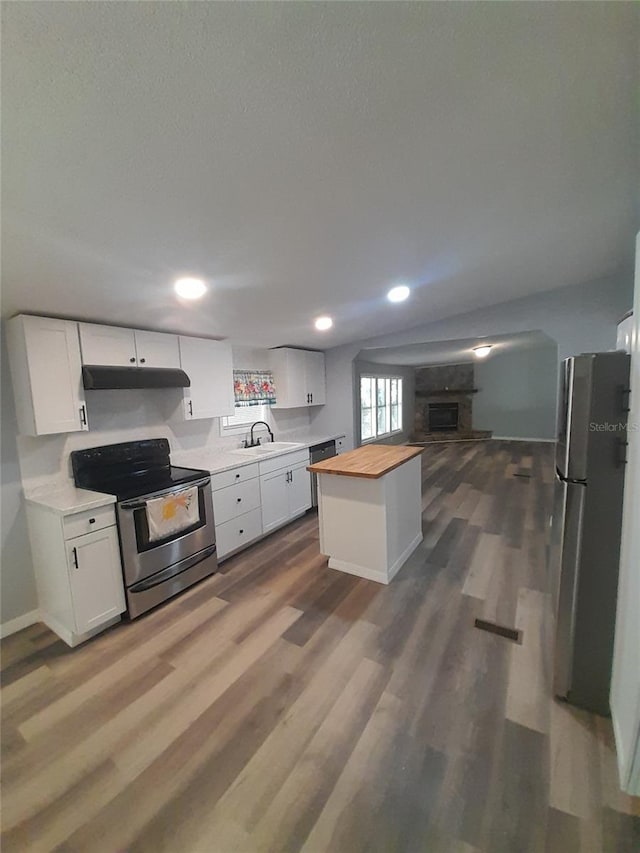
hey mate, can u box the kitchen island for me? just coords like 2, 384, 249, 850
308, 444, 423, 583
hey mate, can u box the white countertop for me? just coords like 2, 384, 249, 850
172, 432, 346, 476
23, 432, 346, 515
25, 484, 116, 516
299, 433, 346, 448
171, 447, 259, 475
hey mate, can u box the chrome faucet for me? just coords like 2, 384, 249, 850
244, 421, 274, 448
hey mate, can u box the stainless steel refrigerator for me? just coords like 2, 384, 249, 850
551, 351, 631, 716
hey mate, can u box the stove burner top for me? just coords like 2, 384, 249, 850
71, 438, 210, 501
95, 466, 209, 502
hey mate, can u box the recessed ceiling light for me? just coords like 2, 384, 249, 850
473, 345, 492, 358
314, 316, 333, 331
387, 285, 410, 303
174, 277, 207, 299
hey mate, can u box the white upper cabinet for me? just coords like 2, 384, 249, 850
79, 323, 180, 368
270, 348, 307, 408
133, 330, 180, 368
304, 350, 326, 406
7, 315, 88, 436
178, 336, 235, 420
270, 347, 326, 408
79, 323, 137, 366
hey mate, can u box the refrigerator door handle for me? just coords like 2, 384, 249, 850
620, 386, 631, 414
616, 438, 629, 467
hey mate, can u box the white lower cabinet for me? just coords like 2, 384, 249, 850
215, 508, 263, 561
289, 461, 313, 516
260, 469, 292, 533
212, 469, 263, 561
260, 452, 312, 534
212, 478, 261, 525
211, 451, 312, 560
26, 502, 126, 647
66, 527, 125, 634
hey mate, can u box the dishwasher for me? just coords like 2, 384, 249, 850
309, 439, 337, 507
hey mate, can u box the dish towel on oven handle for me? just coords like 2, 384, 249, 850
146, 486, 199, 542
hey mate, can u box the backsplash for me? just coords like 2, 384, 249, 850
16, 387, 311, 494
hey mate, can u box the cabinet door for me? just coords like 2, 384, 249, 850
66, 527, 126, 634
178, 336, 235, 419
79, 323, 137, 366
305, 351, 326, 405
134, 330, 180, 368
260, 470, 290, 533
19, 316, 88, 435
270, 348, 307, 408
288, 461, 312, 517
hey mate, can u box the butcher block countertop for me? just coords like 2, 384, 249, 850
307, 444, 423, 479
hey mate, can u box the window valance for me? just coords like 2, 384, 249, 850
233, 370, 276, 406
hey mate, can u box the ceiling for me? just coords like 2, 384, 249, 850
358, 330, 556, 367
2, 3, 638, 348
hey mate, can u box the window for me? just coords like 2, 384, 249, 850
220, 404, 268, 434
360, 376, 403, 441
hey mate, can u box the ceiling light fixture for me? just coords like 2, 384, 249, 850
387, 285, 410, 303
314, 316, 333, 331
174, 277, 207, 300
473, 345, 492, 359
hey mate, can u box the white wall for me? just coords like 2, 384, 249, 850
1, 343, 310, 628
473, 343, 558, 440
311, 272, 632, 448
1, 326, 37, 624
611, 236, 640, 795
353, 359, 415, 447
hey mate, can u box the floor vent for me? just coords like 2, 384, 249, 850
474, 618, 523, 644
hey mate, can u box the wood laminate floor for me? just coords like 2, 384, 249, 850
2, 441, 639, 852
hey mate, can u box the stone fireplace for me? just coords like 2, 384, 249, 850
411, 363, 492, 443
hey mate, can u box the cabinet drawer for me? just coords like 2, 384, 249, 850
258, 448, 309, 476
216, 508, 263, 560
210, 463, 259, 491
63, 505, 116, 540
212, 478, 261, 525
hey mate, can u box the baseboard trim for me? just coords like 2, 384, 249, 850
491, 436, 556, 443
387, 532, 423, 582
328, 532, 422, 585
328, 557, 389, 584
0, 609, 40, 639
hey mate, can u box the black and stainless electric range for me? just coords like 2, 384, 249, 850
71, 438, 217, 619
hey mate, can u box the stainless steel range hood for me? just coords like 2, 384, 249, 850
82, 365, 190, 390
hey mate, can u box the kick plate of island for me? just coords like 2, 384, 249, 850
308, 444, 424, 584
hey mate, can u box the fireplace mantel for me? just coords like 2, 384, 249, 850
416, 388, 478, 397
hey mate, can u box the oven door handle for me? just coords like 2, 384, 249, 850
119, 478, 211, 511
181, 477, 211, 491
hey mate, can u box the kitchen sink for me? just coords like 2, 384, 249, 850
232, 441, 306, 456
